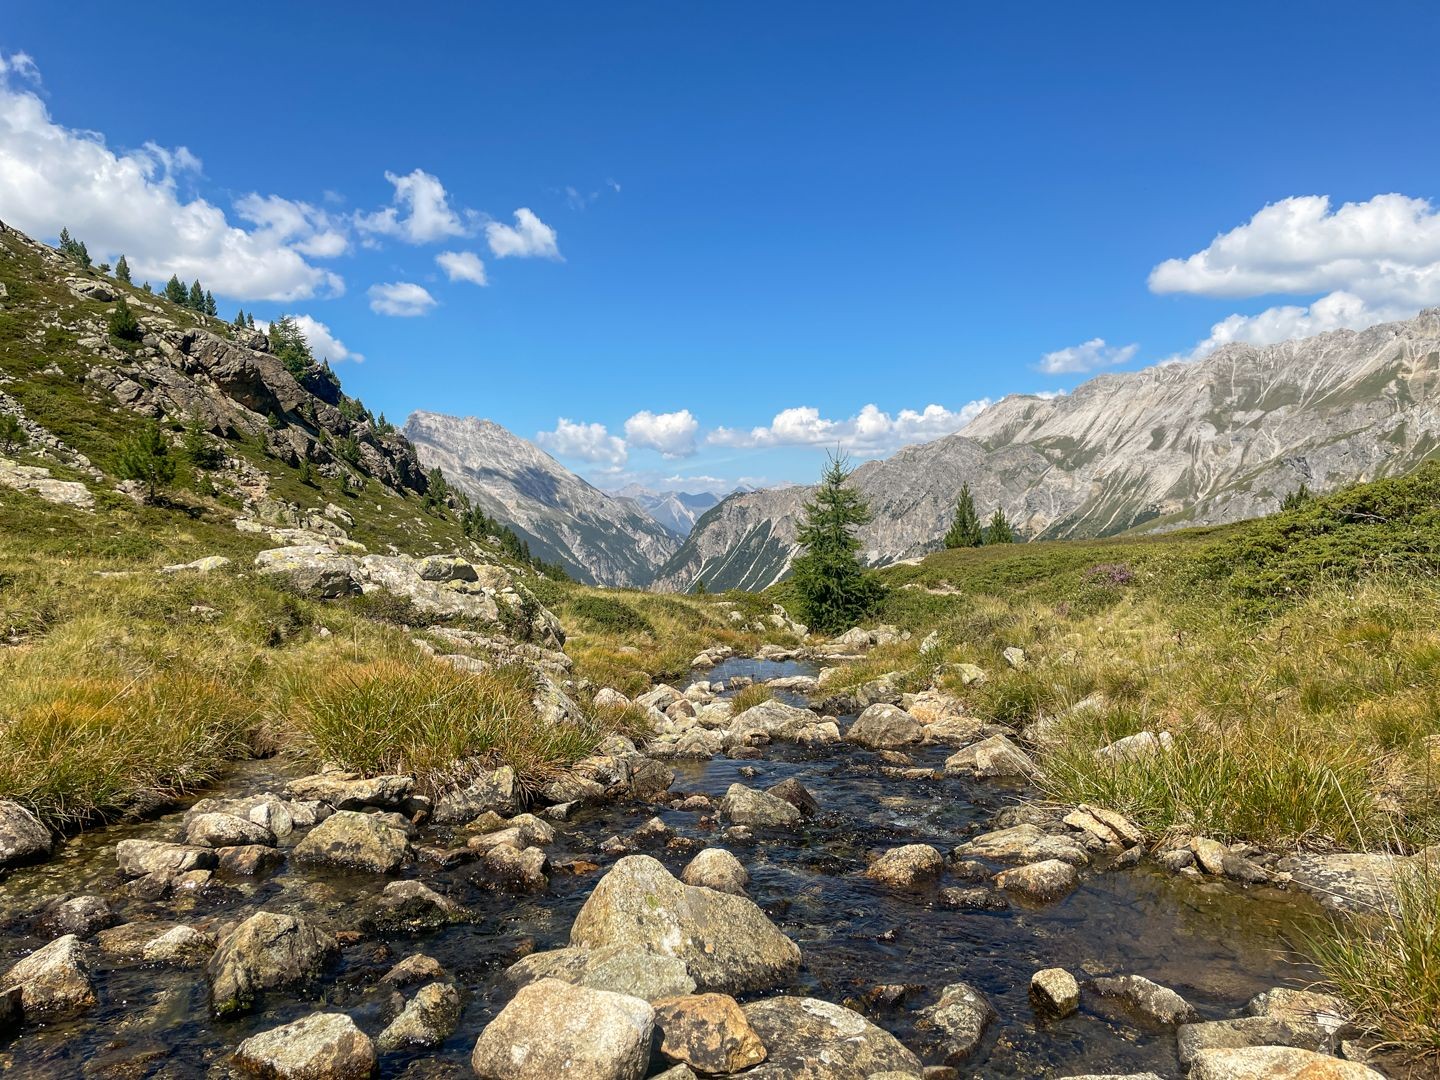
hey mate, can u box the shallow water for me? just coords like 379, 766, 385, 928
0, 664, 1349, 1079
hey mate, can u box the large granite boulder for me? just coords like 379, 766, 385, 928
471, 978, 654, 1080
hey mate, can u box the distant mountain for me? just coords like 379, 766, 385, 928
616, 485, 722, 537
404, 412, 679, 586
653, 309, 1440, 592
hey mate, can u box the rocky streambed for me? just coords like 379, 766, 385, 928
0, 656, 1398, 1079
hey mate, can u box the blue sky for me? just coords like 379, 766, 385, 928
4, 3, 1439, 493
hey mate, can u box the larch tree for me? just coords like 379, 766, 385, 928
788, 451, 884, 633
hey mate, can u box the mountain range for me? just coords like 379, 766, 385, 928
615, 485, 723, 537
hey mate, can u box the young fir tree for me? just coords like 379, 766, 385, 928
116, 421, 176, 501
943, 482, 984, 548
115, 254, 132, 284
788, 452, 884, 633
203, 290, 217, 317
98, 262, 111, 275
245, 313, 256, 329
0, 413, 26, 453
57, 227, 91, 267
188, 280, 205, 310
984, 506, 1015, 544
107, 298, 143, 343
268, 315, 314, 378
1281, 482, 1315, 512
233, 309, 247, 328
182, 416, 224, 470
164, 275, 187, 305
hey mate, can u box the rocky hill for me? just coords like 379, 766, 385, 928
404, 411, 680, 586
655, 309, 1440, 591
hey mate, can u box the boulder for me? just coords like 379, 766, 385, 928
376, 981, 462, 1051
140, 925, 216, 966
294, 810, 409, 873
796, 721, 842, 746
953, 824, 1089, 866
1189, 1046, 1383, 1079
917, 981, 996, 1064
1177, 1017, 1337, 1064
115, 839, 217, 878
359, 880, 466, 931
218, 844, 286, 877
434, 767, 520, 823
254, 545, 361, 597
285, 771, 413, 811
1095, 730, 1173, 763
471, 978, 654, 1080
654, 993, 768, 1074
765, 778, 819, 817
505, 945, 697, 1002
944, 735, 1037, 778
39, 895, 115, 938
185, 811, 276, 849
0, 985, 18, 1036
482, 843, 550, 892
681, 848, 750, 896
379, 953, 449, 989
593, 687, 631, 710
2, 934, 95, 1013
1030, 967, 1080, 1017
207, 911, 338, 1017
995, 859, 1080, 901
728, 700, 817, 742
1087, 974, 1197, 1025
234, 1012, 377, 1080
570, 855, 802, 995
865, 845, 945, 889
720, 784, 802, 827
846, 704, 924, 749
1246, 988, 1355, 1038
740, 996, 923, 1078
0, 800, 52, 869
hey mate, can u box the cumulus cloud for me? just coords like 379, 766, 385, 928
435, 250, 488, 286
486, 208, 561, 259
1037, 338, 1138, 374
293, 315, 362, 363
355, 168, 473, 244
1152, 193, 1440, 358
234, 193, 349, 258
367, 281, 437, 317
624, 409, 699, 457
535, 418, 627, 466
0, 52, 343, 300
708, 401, 991, 455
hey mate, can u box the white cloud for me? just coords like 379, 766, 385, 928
367, 281, 437, 317
1037, 338, 1138, 374
234, 193, 349, 258
535, 418, 627, 466
624, 409, 698, 457
0, 52, 343, 300
708, 400, 991, 455
292, 315, 362, 364
436, 250, 488, 286
355, 168, 473, 244
486, 208, 561, 259
1151, 193, 1440, 358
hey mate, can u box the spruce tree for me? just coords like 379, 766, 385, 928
1281, 482, 1315, 512
0, 413, 26, 453
115, 254, 132, 284
107, 298, 143, 343
98, 262, 111, 275
789, 452, 883, 633
188, 280, 205, 310
164, 275, 187, 304
984, 506, 1015, 544
204, 290, 217, 317
182, 416, 224, 470
268, 314, 314, 378
116, 421, 176, 501
234, 309, 247, 328
943, 482, 984, 548
246, 313, 255, 329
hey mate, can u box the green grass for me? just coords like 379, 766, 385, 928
728, 682, 774, 713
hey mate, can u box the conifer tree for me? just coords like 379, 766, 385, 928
984, 506, 1015, 544
268, 314, 314, 378
115, 254, 132, 284
98, 262, 111, 275
203, 290, 217, 317
164, 275, 187, 304
943, 483, 984, 548
116, 421, 176, 501
789, 452, 884, 633
1281, 482, 1315, 512
182, 416, 224, 470
107, 298, 143, 343
234, 309, 247, 328
246, 313, 256, 329
0, 413, 26, 454
188, 280, 205, 310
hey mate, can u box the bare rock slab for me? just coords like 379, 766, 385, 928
471, 977, 654, 1080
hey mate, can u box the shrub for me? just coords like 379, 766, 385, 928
107, 298, 143, 345
569, 594, 654, 636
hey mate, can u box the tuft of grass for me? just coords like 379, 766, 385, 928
1310, 859, 1440, 1060
728, 682, 774, 713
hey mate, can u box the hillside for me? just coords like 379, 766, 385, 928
404, 411, 679, 587
656, 309, 1440, 591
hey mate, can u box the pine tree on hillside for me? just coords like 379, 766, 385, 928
182, 415, 224, 470
233, 309, 247, 328
268, 314, 314, 378
0, 413, 27, 453
188, 280, 205, 310
203, 290, 217, 317
1281, 482, 1315, 512
116, 421, 176, 501
984, 506, 1015, 544
943, 483, 984, 548
115, 254, 132, 284
98, 262, 111, 275
57, 227, 91, 267
789, 452, 884, 633
164, 275, 187, 305
245, 313, 256, 329
107, 298, 143, 343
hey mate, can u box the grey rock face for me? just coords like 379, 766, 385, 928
656, 309, 1440, 591
405, 411, 680, 586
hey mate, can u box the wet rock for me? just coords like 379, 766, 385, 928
39, 895, 115, 938
654, 992, 768, 1073
96, 921, 186, 959
728, 700, 818, 742
796, 720, 842, 746
1158, 848, 1195, 871
1087, 974, 1198, 1025
2, 934, 95, 1014
471, 978, 654, 1080
847, 704, 924, 749
741, 996, 923, 1078
631, 816, 673, 845
0, 985, 18, 1035
377, 981, 462, 1051
766, 777, 820, 818
720, 784, 802, 828
917, 981, 996, 1064
115, 839, 217, 877
681, 848, 750, 896
995, 859, 1080, 901
207, 911, 338, 1017
866, 845, 944, 889
943, 735, 1037, 779
921, 716, 988, 748
360, 880, 465, 931
505, 944, 697, 1002
294, 810, 410, 873
0, 800, 53, 869
1246, 988, 1356, 1038
1081, 804, 1143, 844
142, 925, 216, 966
1030, 967, 1080, 1017
569, 855, 802, 995
1189, 1046, 1382, 1079
380, 952, 449, 989
953, 824, 1089, 866
286, 770, 414, 811
937, 887, 1008, 911
234, 1011, 376, 1080
1191, 836, 1231, 874
218, 844, 286, 877
1178, 1017, 1336, 1064
481, 844, 550, 892
186, 811, 276, 848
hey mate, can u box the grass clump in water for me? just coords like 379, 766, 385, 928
728, 682, 774, 713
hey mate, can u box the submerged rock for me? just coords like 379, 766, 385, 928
653, 992, 768, 1073
207, 911, 338, 1018
294, 810, 410, 873
1087, 974, 1198, 1026
115, 839, 217, 878
720, 784, 802, 827
740, 996, 923, 1078
954, 824, 1089, 866
39, 895, 115, 938
569, 855, 802, 995
471, 978, 654, 1080
917, 981, 996, 1064
376, 981, 461, 1051
995, 859, 1080, 901
233, 1011, 376, 1080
